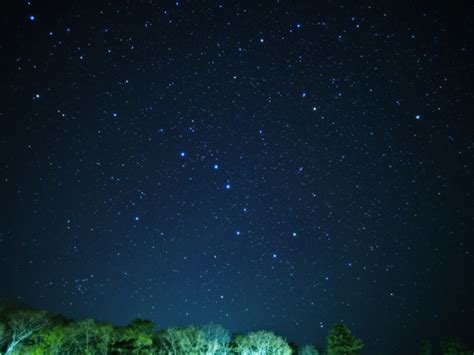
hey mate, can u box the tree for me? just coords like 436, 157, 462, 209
418, 340, 432, 355
129, 319, 156, 334
201, 323, 231, 354
298, 344, 320, 355
441, 337, 471, 355
27, 324, 70, 355
233, 330, 292, 355
0, 322, 5, 351
112, 319, 156, 354
326, 324, 363, 355
65, 319, 114, 355
3, 309, 50, 355
156, 326, 207, 354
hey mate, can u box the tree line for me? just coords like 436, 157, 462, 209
0, 299, 470, 354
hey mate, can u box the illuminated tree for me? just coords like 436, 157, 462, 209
233, 330, 292, 355
298, 344, 320, 355
156, 326, 207, 354
28, 325, 70, 354
201, 323, 231, 354
65, 319, 114, 354
326, 324, 363, 355
3, 309, 49, 355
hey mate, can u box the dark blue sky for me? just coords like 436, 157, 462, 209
1, 1, 473, 354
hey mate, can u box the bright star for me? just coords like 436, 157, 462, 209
415, 114, 422, 120
28, 15, 35, 21
180, 152, 186, 157
225, 183, 231, 190
236, 230, 241, 236
213, 164, 219, 170
134, 216, 140, 221
272, 253, 277, 259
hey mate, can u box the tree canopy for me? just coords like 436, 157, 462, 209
0, 300, 471, 354
326, 324, 363, 355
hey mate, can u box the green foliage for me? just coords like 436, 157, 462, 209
418, 339, 432, 355
27, 324, 69, 354
326, 324, 363, 355
1, 299, 472, 355
66, 319, 114, 354
232, 330, 292, 355
3, 309, 50, 355
441, 337, 471, 355
298, 344, 320, 355
156, 326, 207, 354
0, 322, 5, 350
129, 319, 156, 334
111, 319, 156, 354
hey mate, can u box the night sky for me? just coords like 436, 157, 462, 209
1, 1, 473, 354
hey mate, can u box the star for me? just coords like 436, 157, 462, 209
28, 15, 35, 21
213, 164, 219, 170
415, 114, 422, 120
225, 183, 231, 190
180, 151, 186, 157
